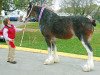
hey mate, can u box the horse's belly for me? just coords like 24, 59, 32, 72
54, 28, 75, 39
63, 33, 73, 39
54, 32, 74, 39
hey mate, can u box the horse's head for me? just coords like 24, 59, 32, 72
25, 2, 38, 22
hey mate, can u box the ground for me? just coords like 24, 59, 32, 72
0, 48, 100, 75
0, 21, 100, 75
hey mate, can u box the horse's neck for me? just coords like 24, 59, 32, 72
36, 6, 58, 18
36, 6, 42, 17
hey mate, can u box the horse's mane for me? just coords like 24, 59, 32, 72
34, 6, 58, 17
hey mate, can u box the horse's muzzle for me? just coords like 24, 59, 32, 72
24, 18, 28, 23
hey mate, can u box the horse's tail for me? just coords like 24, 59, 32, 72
91, 19, 96, 27
87, 15, 96, 27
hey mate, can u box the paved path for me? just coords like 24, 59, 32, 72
0, 48, 100, 75
10, 21, 25, 27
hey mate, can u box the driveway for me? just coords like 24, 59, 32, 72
11, 21, 25, 27
0, 48, 100, 75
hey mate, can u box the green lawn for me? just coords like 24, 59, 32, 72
0, 20, 2, 24
1, 22, 100, 57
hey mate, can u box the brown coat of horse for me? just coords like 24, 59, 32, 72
26, 4, 96, 72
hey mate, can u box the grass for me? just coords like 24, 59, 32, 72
19, 22, 39, 29
91, 23, 100, 57
1, 22, 100, 57
0, 20, 2, 24
0, 20, 3, 28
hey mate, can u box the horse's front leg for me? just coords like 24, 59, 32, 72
44, 38, 55, 65
52, 42, 60, 63
81, 37, 94, 72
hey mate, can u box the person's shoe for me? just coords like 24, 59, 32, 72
7, 61, 17, 64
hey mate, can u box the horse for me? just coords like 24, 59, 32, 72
25, 3, 96, 72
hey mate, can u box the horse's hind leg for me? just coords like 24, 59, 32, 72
80, 35, 94, 72
44, 37, 55, 65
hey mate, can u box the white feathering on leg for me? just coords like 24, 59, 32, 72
81, 39, 94, 72
44, 55, 54, 65
53, 46, 60, 63
44, 47, 54, 65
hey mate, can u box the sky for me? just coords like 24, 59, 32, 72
52, 0, 61, 11
96, 0, 100, 5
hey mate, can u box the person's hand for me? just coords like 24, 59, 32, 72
22, 28, 25, 31
9, 39, 14, 42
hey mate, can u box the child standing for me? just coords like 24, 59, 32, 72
2, 18, 23, 64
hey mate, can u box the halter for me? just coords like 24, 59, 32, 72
20, 4, 33, 47
26, 4, 34, 19
26, 5, 45, 23
20, 6, 45, 47
38, 7, 45, 22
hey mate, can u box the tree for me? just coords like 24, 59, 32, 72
31, 0, 53, 7
59, 0, 99, 16
32, 0, 46, 5
93, 6, 100, 22
14, 0, 30, 10
2, 0, 30, 11
2, 0, 16, 11
0, 0, 2, 15
2, 0, 53, 12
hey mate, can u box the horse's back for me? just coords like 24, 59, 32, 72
69, 16, 94, 39
41, 16, 94, 40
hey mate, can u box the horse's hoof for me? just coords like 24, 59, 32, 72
82, 64, 91, 72
54, 55, 60, 63
90, 61, 94, 70
44, 56, 54, 65
82, 62, 94, 72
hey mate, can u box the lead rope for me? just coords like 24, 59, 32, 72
19, 4, 34, 47
20, 5, 45, 47
19, 23, 27, 47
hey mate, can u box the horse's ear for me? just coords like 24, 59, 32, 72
28, 2, 32, 8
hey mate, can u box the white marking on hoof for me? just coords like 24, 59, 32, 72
89, 60, 94, 70
82, 60, 94, 72
82, 64, 91, 72
54, 55, 60, 63
44, 56, 54, 65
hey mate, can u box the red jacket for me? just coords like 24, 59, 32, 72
0, 30, 3, 35
4, 25, 16, 39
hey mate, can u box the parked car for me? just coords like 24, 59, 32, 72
8, 12, 19, 21
0, 30, 5, 42
9, 17, 18, 21
29, 17, 36, 22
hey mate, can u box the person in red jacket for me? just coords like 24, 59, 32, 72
2, 18, 23, 64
